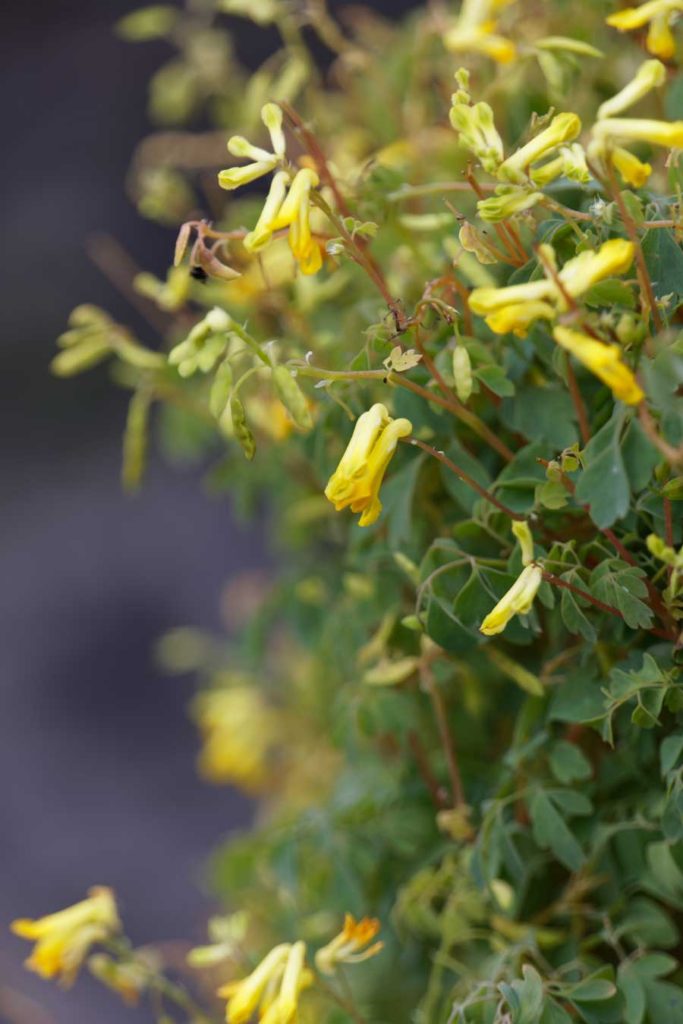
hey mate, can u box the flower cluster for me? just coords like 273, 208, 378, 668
11, 888, 120, 987
218, 103, 322, 274
588, 57, 683, 186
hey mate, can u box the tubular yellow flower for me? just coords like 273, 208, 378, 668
557, 238, 635, 300
477, 186, 544, 221
468, 279, 558, 336
597, 59, 667, 120
244, 171, 290, 253
445, 0, 517, 62
552, 326, 645, 405
271, 168, 323, 276
324, 404, 413, 527
611, 146, 653, 187
193, 686, 279, 793
480, 564, 543, 636
593, 117, 683, 149
512, 520, 535, 566
606, 1, 683, 59
219, 942, 310, 1024
499, 113, 581, 183
11, 888, 120, 986
531, 144, 591, 186
486, 300, 558, 337
450, 101, 505, 174
315, 914, 384, 976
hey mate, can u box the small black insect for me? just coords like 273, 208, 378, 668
190, 265, 208, 282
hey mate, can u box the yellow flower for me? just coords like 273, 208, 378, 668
480, 564, 543, 636
218, 103, 285, 190
445, 0, 517, 62
597, 59, 667, 120
324, 404, 413, 527
468, 279, 558, 337
531, 144, 591, 186
193, 686, 279, 793
499, 113, 582, 183
11, 887, 120, 986
611, 146, 653, 187
556, 238, 635, 299
315, 914, 383, 976
449, 100, 505, 174
244, 169, 322, 275
606, 1, 683, 59
469, 239, 635, 336
512, 520, 535, 566
552, 326, 645, 405
270, 169, 323, 276
477, 186, 544, 222
593, 117, 683, 149
218, 941, 310, 1024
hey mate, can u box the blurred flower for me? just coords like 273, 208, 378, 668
553, 326, 644, 405
315, 914, 383, 975
11, 887, 120, 986
606, 1, 683, 60
445, 0, 517, 63
193, 686, 279, 793
480, 564, 543, 635
218, 941, 310, 1024
88, 952, 151, 1005
324, 404, 413, 526
597, 59, 667, 120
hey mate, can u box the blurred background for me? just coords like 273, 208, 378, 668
0, 1, 414, 1020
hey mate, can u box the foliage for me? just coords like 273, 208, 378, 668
12, 1, 683, 1023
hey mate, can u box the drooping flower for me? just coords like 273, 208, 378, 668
324, 404, 413, 527
445, 0, 517, 63
556, 238, 635, 299
480, 564, 543, 635
552, 326, 645, 405
11, 888, 121, 986
468, 239, 635, 336
606, 1, 683, 60
468, 279, 559, 337
218, 941, 310, 1024
315, 914, 383, 975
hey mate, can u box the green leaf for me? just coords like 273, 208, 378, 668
475, 364, 516, 397
501, 386, 577, 448
549, 672, 606, 725
589, 561, 653, 630
529, 788, 585, 871
584, 278, 635, 310
575, 410, 629, 528
661, 734, 683, 777
550, 740, 592, 784
618, 963, 646, 1024
560, 582, 597, 641
642, 229, 683, 302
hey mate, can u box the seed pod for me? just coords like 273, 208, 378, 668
210, 358, 234, 419
230, 397, 256, 460
50, 335, 111, 377
122, 390, 151, 492
272, 366, 312, 431
452, 345, 472, 403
